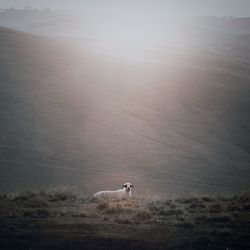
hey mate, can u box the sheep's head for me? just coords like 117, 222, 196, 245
122, 182, 134, 192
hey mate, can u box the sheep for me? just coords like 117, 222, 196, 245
93, 183, 134, 200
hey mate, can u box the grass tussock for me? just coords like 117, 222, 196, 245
1, 186, 77, 203
23, 209, 51, 218
94, 199, 152, 224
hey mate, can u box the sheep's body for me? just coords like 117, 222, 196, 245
93, 188, 130, 200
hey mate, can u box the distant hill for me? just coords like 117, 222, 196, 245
1, 9, 250, 47
0, 26, 249, 194
0, 8, 80, 37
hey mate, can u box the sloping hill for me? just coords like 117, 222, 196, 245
0, 26, 249, 194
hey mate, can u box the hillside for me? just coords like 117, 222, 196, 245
0, 26, 250, 195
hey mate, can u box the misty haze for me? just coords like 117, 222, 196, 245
0, 2, 250, 249
1, 7, 249, 195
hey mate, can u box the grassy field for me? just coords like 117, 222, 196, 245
0, 189, 249, 250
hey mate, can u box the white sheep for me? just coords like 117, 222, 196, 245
93, 183, 134, 200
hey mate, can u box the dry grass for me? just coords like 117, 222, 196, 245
0, 189, 249, 249
94, 199, 152, 225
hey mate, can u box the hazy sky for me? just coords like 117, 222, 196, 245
1, 0, 250, 17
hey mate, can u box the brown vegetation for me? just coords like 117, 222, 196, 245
0, 190, 249, 249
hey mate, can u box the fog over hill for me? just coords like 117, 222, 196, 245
1, 8, 250, 45
0, 10, 250, 195
0, 8, 79, 37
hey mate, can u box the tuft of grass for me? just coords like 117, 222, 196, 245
104, 207, 119, 215
13, 192, 35, 201
177, 197, 200, 204
71, 212, 87, 218
23, 198, 48, 208
158, 208, 184, 217
96, 202, 109, 210
103, 203, 134, 215
227, 205, 241, 212
114, 218, 134, 224
136, 210, 152, 221
0, 193, 8, 200
196, 213, 232, 224
201, 196, 215, 202
23, 209, 51, 218
48, 192, 76, 202
3, 186, 78, 202
208, 203, 223, 213
242, 203, 250, 211
174, 221, 195, 228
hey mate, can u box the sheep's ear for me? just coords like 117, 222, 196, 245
130, 184, 134, 188
122, 184, 127, 188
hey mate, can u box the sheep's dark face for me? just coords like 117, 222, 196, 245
122, 183, 134, 192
